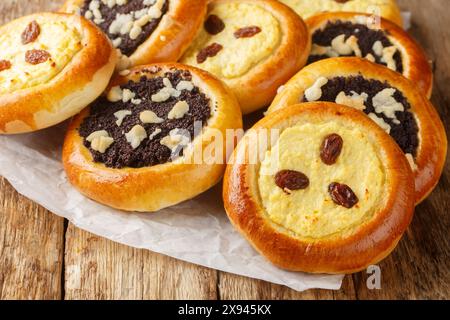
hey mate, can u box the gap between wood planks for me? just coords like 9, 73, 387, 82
0, 0, 449, 300
61, 219, 69, 300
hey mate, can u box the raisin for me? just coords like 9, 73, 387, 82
196, 43, 223, 64
25, 49, 50, 65
334, 0, 349, 3
234, 26, 262, 39
21, 21, 40, 44
0, 60, 12, 72
275, 170, 310, 194
320, 133, 343, 165
328, 182, 359, 208
204, 15, 225, 35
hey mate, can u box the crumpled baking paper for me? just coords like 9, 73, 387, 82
0, 10, 413, 293
0, 123, 343, 292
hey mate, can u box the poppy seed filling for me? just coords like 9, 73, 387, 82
302, 75, 419, 156
79, 69, 212, 169
80, 0, 169, 56
309, 20, 403, 73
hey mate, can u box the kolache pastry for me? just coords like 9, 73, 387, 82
180, 0, 311, 114
0, 13, 116, 134
62, 0, 207, 68
63, 63, 242, 212
269, 57, 447, 203
224, 103, 415, 273
306, 12, 433, 97
279, 0, 403, 27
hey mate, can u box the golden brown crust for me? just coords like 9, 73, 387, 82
279, 0, 403, 27
0, 13, 116, 134
132, 0, 208, 65
63, 63, 243, 212
230, 0, 310, 114
306, 12, 433, 97
62, 0, 208, 65
182, 0, 311, 114
268, 57, 447, 203
223, 102, 415, 274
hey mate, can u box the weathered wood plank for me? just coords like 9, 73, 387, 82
142, 252, 218, 300
0, 0, 65, 301
0, 178, 64, 299
218, 273, 337, 300
64, 224, 218, 300
64, 224, 144, 300
0, 0, 218, 300
351, 0, 450, 299
217, 0, 450, 300
333, 275, 357, 300
0, 0, 448, 300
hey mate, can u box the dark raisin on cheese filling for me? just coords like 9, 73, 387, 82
80, 0, 169, 56
79, 69, 212, 168
302, 76, 419, 157
309, 20, 403, 73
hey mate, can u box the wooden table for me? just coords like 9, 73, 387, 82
0, 0, 448, 300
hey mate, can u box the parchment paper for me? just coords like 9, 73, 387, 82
0, 11, 412, 294
0, 123, 343, 292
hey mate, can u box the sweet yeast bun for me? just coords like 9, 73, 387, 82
0, 12, 116, 134
306, 12, 433, 97
269, 57, 447, 203
224, 102, 415, 274
180, 0, 310, 114
63, 63, 242, 212
279, 0, 403, 26
62, 0, 207, 67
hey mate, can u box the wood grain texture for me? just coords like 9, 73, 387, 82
350, 0, 450, 300
64, 224, 218, 300
0, 178, 64, 300
0, 0, 448, 300
0, 0, 65, 300
218, 0, 450, 300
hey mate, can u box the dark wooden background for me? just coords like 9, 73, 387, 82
0, 0, 448, 299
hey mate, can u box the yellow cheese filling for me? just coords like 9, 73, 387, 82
181, 2, 281, 79
280, 0, 396, 19
0, 19, 82, 94
258, 122, 386, 239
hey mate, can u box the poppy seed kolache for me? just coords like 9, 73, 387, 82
306, 12, 433, 97
0, 13, 116, 134
223, 102, 415, 274
180, 0, 311, 114
63, 63, 242, 212
62, 0, 207, 68
269, 57, 447, 203
279, 0, 403, 26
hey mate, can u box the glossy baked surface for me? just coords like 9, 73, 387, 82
62, 0, 207, 65
0, 12, 116, 134
180, 0, 310, 114
0, 18, 82, 94
181, 1, 281, 79
63, 63, 243, 212
224, 103, 415, 274
306, 12, 433, 97
279, 0, 403, 26
269, 57, 447, 203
